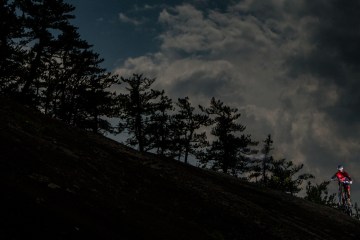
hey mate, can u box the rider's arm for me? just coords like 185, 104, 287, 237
331, 173, 338, 181
344, 172, 352, 181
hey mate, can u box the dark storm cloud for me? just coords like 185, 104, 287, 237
286, 0, 360, 124
234, 0, 286, 21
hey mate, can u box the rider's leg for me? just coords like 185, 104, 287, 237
346, 185, 352, 205
338, 184, 344, 207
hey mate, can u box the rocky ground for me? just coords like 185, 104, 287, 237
1, 97, 360, 240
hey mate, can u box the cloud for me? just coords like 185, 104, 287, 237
285, 1, 360, 101
114, 5, 287, 172
158, 4, 281, 57
113, 1, 360, 198
118, 12, 143, 26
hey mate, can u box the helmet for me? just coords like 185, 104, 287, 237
337, 165, 344, 170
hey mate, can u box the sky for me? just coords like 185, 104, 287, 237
65, 0, 360, 201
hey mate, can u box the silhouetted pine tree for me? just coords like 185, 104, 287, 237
147, 93, 174, 156
0, 0, 26, 94
304, 180, 336, 206
74, 70, 118, 133
268, 158, 314, 195
116, 74, 163, 152
38, 24, 117, 133
250, 134, 274, 184
261, 134, 274, 184
40, 24, 89, 117
170, 97, 211, 163
16, 0, 76, 104
199, 97, 257, 176
354, 203, 360, 220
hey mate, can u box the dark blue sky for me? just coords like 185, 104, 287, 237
67, 0, 163, 69
64, 0, 360, 201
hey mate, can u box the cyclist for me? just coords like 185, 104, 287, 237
331, 165, 353, 206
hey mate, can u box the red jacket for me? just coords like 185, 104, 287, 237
332, 170, 352, 182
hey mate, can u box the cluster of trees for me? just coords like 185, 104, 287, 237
1, 0, 354, 208
1, 0, 117, 133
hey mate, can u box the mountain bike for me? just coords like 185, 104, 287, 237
337, 179, 353, 216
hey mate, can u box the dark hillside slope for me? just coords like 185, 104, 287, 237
1, 98, 359, 240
